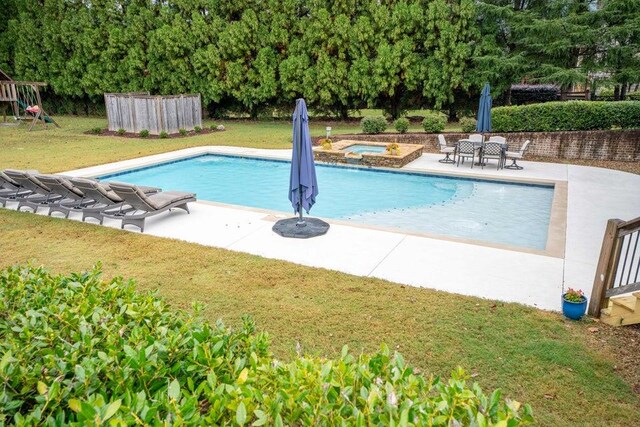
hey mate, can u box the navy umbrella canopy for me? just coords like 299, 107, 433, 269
288, 98, 319, 215
476, 83, 492, 135
273, 99, 329, 238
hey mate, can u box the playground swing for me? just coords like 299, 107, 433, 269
0, 73, 59, 131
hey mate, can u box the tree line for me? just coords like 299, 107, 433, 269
0, 0, 638, 118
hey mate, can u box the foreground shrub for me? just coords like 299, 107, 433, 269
194, 126, 202, 133
89, 127, 102, 135
460, 117, 477, 133
179, 128, 188, 136
0, 265, 533, 426
116, 128, 126, 136
394, 117, 410, 133
493, 101, 640, 132
159, 131, 169, 139
361, 116, 388, 134
422, 111, 447, 132
139, 129, 150, 138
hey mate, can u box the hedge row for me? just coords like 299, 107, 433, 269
0, 265, 533, 426
493, 101, 640, 132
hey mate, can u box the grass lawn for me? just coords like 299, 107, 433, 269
0, 115, 440, 173
1, 116, 639, 425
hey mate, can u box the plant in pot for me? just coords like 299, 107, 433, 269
386, 142, 401, 156
318, 138, 333, 150
562, 288, 587, 320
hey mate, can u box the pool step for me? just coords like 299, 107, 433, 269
600, 292, 640, 326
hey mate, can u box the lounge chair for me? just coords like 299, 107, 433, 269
0, 170, 20, 190
456, 140, 480, 168
481, 141, 505, 170
2, 169, 66, 212
0, 171, 32, 207
67, 177, 161, 224
0, 186, 33, 207
504, 140, 531, 170
105, 182, 196, 232
437, 135, 456, 163
34, 174, 99, 218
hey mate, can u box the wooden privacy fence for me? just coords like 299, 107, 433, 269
589, 216, 640, 316
105, 92, 202, 135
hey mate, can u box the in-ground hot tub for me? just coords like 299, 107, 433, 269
314, 140, 424, 168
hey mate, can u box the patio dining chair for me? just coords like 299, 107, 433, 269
488, 135, 506, 144
504, 140, 531, 170
456, 140, 480, 168
437, 134, 456, 163
482, 141, 505, 170
468, 133, 484, 142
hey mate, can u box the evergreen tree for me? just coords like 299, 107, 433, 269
593, 0, 640, 99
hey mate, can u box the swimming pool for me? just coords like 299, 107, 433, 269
343, 144, 388, 154
102, 154, 555, 249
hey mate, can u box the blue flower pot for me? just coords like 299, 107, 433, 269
562, 295, 587, 320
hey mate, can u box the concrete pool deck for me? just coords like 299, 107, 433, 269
6, 146, 640, 311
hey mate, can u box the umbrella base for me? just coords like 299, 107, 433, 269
272, 217, 330, 239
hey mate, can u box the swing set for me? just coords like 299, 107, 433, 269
0, 69, 59, 131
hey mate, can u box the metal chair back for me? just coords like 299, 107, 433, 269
457, 140, 476, 154
483, 142, 503, 156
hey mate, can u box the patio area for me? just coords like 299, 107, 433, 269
11, 145, 631, 311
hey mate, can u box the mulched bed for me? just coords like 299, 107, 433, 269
84, 127, 221, 139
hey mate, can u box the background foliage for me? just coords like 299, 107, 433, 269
0, 0, 638, 118
0, 0, 640, 119
0, 264, 534, 425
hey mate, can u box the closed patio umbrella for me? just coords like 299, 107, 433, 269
476, 83, 492, 137
273, 98, 329, 238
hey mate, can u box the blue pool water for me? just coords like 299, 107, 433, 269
344, 144, 387, 154
102, 155, 555, 249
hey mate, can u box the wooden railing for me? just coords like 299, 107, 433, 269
589, 216, 640, 316
562, 90, 590, 101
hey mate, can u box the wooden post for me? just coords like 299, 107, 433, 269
589, 219, 624, 316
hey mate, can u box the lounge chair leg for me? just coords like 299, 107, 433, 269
17, 201, 36, 213
122, 217, 145, 232
173, 203, 190, 214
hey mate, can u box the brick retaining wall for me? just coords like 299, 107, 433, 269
323, 130, 640, 161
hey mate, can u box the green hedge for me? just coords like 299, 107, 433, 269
492, 101, 640, 132
0, 265, 534, 426
394, 117, 410, 133
422, 111, 447, 132
460, 117, 477, 133
361, 116, 388, 134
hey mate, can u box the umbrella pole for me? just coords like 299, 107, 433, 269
296, 113, 306, 227
297, 188, 305, 226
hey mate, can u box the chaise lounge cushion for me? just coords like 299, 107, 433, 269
145, 191, 197, 210
4, 169, 52, 194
